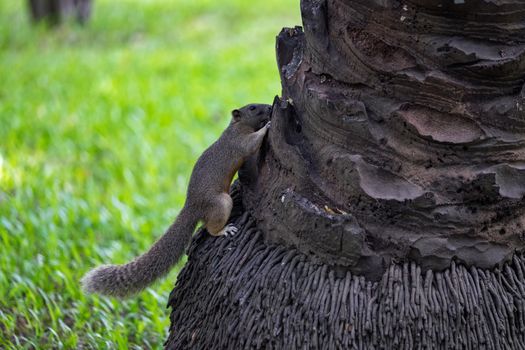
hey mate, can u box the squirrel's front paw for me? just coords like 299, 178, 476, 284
265, 121, 271, 128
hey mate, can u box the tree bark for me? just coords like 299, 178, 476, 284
166, 1, 525, 348
244, 0, 525, 278
28, 0, 92, 25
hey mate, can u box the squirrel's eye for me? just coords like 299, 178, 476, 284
249, 106, 256, 111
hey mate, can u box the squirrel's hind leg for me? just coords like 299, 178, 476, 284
204, 193, 233, 236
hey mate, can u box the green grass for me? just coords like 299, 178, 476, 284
0, 0, 299, 348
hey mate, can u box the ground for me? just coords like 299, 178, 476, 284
0, 0, 299, 348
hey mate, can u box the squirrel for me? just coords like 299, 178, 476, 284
81, 103, 272, 297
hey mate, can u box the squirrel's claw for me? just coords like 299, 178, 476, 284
222, 224, 238, 237
215, 224, 238, 237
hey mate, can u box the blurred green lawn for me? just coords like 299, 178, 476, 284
0, 0, 299, 348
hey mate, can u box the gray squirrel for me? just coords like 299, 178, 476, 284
81, 104, 272, 297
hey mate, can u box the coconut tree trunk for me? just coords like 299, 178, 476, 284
166, 1, 525, 349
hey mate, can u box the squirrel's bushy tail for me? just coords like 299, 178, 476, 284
81, 207, 199, 298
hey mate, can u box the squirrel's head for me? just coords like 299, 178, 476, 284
231, 104, 272, 130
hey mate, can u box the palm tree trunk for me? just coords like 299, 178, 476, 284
166, 1, 525, 348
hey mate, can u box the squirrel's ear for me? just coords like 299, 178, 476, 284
232, 109, 241, 120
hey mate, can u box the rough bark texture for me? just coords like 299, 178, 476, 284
242, 0, 525, 279
167, 1, 525, 348
166, 186, 525, 349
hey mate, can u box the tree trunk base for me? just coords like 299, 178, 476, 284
166, 184, 525, 349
